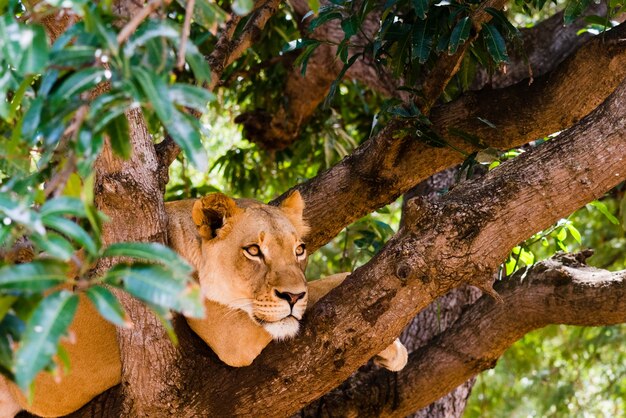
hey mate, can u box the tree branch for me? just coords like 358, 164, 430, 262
298, 251, 626, 416
173, 74, 626, 416
277, 21, 626, 253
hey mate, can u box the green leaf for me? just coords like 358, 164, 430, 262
412, 0, 428, 20
168, 84, 215, 113
51, 68, 106, 104
309, 11, 343, 31
588, 200, 619, 225
566, 223, 582, 244
556, 227, 568, 242
106, 112, 131, 159
104, 263, 203, 318
133, 67, 208, 171
0, 261, 68, 292
412, 19, 433, 64
482, 23, 508, 64
308, 0, 321, 14
185, 43, 212, 85
14, 291, 79, 390
563, 0, 592, 24
7, 22, 49, 74
50, 46, 96, 68
0, 296, 18, 322
42, 215, 99, 256
448, 16, 471, 54
341, 15, 359, 39
86, 286, 131, 328
485, 8, 521, 39
30, 233, 76, 261
0, 193, 45, 234
40, 197, 86, 218
102, 242, 194, 274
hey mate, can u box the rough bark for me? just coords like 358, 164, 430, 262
299, 170, 481, 418
295, 251, 626, 416
107, 77, 626, 417
94, 110, 181, 416
279, 20, 626, 253
21, 2, 626, 415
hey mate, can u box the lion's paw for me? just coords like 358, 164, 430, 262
373, 338, 408, 372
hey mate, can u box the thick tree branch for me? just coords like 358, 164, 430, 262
387, 252, 626, 415
277, 21, 626, 253
298, 252, 626, 416
172, 74, 626, 416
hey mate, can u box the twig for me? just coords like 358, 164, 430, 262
177, 0, 196, 70
117, 0, 172, 45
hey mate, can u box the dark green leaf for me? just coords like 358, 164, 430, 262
412, 19, 433, 64
51, 68, 106, 104
14, 291, 79, 390
563, 0, 592, 24
42, 215, 99, 256
412, 0, 429, 20
485, 8, 521, 39
86, 286, 131, 328
482, 23, 508, 64
103, 242, 194, 274
309, 11, 343, 31
0, 260, 67, 293
448, 17, 471, 54
104, 263, 203, 318
341, 15, 359, 39
168, 84, 215, 113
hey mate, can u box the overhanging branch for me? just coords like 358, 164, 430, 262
191, 76, 626, 415
298, 252, 626, 416
276, 21, 626, 252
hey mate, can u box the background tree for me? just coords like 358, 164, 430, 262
1, 0, 626, 416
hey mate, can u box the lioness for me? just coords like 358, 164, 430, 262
0, 192, 407, 417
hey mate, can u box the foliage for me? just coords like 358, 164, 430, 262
0, 0, 219, 391
466, 191, 626, 417
1, 0, 625, 411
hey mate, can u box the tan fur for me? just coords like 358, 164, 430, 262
0, 192, 406, 416
2, 293, 120, 417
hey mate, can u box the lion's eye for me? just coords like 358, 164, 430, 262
244, 244, 262, 257
295, 244, 306, 257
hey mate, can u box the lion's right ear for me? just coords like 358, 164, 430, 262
192, 193, 242, 240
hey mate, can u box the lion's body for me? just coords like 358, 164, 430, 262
0, 193, 407, 417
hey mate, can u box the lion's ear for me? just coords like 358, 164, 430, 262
280, 190, 309, 237
192, 193, 242, 240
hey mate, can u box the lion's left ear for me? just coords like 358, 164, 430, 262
192, 193, 242, 240
279, 190, 309, 237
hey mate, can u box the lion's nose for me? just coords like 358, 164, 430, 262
274, 290, 306, 307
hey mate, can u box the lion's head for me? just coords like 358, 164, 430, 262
191, 191, 309, 340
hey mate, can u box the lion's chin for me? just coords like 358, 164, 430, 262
261, 316, 300, 341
